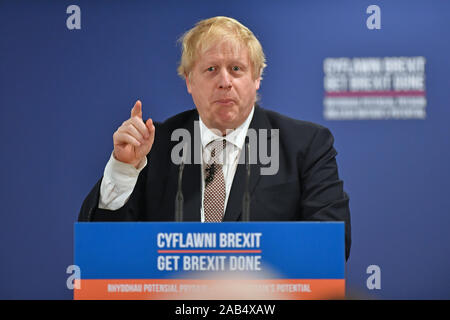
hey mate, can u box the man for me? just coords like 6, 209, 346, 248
78, 16, 351, 260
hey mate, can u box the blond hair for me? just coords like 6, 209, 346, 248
177, 16, 266, 80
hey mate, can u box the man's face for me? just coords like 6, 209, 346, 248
185, 41, 261, 134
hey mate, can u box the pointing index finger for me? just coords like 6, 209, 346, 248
131, 100, 143, 119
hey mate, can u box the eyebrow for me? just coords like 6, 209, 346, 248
200, 59, 248, 67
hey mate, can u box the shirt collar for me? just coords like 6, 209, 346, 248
199, 106, 255, 150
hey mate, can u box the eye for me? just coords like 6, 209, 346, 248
207, 66, 216, 72
232, 66, 241, 71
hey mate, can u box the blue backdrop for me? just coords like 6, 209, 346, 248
1, 0, 449, 299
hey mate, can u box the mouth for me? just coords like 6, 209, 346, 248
214, 99, 236, 105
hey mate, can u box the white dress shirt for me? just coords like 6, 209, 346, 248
98, 106, 255, 222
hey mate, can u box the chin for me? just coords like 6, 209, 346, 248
207, 119, 234, 134
211, 109, 234, 123
220, 114, 240, 127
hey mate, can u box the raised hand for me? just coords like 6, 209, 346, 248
113, 100, 155, 168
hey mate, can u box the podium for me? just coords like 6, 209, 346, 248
74, 222, 345, 300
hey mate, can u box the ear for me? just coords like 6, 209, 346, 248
185, 73, 192, 94
255, 76, 261, 91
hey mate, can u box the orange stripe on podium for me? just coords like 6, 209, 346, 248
74, 279, 345, 300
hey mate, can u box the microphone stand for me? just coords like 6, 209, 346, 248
242, 137, 251, 221
175, 160, 185, 222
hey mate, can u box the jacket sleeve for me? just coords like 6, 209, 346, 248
300, 126, 352, 261
77, 118, 164, 222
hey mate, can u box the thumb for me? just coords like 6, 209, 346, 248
131, 100, 143, 119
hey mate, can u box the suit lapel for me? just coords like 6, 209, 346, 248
168, 111, 202, 222
223, 105, 272, 221
181, 160, 201, 221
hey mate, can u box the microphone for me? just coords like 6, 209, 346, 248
242, 136, 251, 221
175, 149, 186, 222
204, 163, 217, 186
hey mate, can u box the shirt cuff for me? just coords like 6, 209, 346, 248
107, 152, 147, 178
98, 152, 147, 210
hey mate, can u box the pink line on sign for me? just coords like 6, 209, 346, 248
325, 91, 425, 97
157, 250, 262, 254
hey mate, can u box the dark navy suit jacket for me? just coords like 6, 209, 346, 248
78, 105, 351, 260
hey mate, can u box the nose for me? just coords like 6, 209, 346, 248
218, 69, 232, 89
